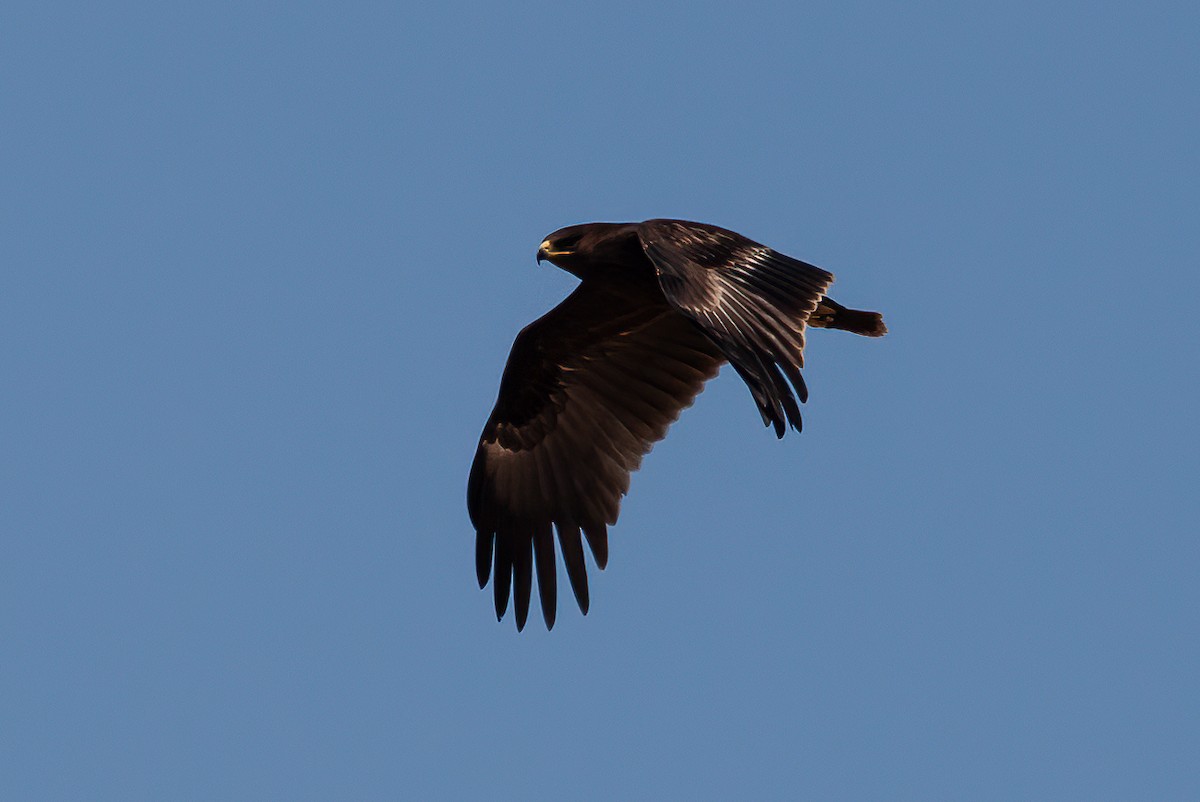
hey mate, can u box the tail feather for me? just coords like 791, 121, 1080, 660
809, 298, 887, 337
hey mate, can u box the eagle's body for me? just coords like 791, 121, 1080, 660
469, 219, 885, 630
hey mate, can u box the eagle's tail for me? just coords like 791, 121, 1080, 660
809, 297, 887, 337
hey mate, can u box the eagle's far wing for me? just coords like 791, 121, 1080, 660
468, 282, 723, 631
637, 219, 835, 437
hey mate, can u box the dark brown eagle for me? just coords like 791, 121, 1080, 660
468, 219, 886, 630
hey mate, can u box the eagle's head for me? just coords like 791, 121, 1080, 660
536, 222, 645, 280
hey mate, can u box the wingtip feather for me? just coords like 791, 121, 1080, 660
533, 525, 557, 631
583, 524, 609, 570
475, 531, 493, 589
557, 523, 591, 615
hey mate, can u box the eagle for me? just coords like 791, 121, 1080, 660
468, 219, 886, 630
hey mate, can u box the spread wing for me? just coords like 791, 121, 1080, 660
637, 219, 835, 437
468, 282, 723, 631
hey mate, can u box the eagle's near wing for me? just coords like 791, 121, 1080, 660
468, 282, 723, 630
637, 219, 835, 437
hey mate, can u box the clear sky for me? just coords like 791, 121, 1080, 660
2, 2, 1197, 799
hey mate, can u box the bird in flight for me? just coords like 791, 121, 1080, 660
468, 219, 886, 630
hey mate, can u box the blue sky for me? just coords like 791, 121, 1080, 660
2, 2, 1197, 799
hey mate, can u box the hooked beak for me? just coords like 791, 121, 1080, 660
537, 239, 569, 265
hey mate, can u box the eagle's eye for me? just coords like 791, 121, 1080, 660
553, 233, 582, 252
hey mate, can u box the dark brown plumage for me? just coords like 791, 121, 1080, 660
468, 219, 886, 630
